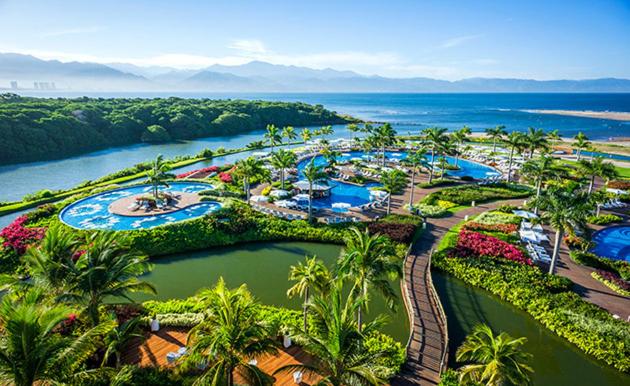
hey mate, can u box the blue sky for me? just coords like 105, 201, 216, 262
0, 0, 628, 80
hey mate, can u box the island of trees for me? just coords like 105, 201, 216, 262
0, 94, 353, 165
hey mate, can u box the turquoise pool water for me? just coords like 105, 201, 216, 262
591, 225, 630, 262
60, 182, 221, 231
296, 150, 500, 209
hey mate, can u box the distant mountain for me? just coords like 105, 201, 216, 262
1, 52, 629, 92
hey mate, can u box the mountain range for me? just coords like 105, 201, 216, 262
1, 53, 630, 93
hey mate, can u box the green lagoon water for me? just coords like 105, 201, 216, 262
136, 241, 628, 385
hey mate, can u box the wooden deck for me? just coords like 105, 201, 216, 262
122, 328, 320, 385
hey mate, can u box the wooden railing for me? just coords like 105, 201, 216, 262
427, 249, 449, 374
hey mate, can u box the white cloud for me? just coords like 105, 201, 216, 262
228, 39, 268, 55
40, 26, 105, 38
441, 34, 483, 49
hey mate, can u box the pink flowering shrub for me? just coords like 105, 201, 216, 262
176, 166, 219, 179
219, 172, 233, 183
454, 229, 531, 265
462, 222, 518, 234
0, 215, 46, 254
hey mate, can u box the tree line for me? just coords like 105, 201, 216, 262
0, 93, 351, 165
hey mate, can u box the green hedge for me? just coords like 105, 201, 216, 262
569, 251, 630, 281
421, 183, 532, 206
587, 214, 623, 225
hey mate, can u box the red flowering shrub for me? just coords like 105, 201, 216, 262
462, 222, 518, 234
219, 172, 233, 183
596, 270, 630, 291
176, 166, 220, 179
454, 229, 531, 265
0, 216, 46, 254
607, 180, 630, 190
368, 222, 416, 243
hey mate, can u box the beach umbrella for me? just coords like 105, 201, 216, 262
513, 210, 538, 219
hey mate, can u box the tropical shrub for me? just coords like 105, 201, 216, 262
591, 270, 630, 297
0, 215, 46, 254
368, 222, 417, 243
261, 185, 272, 196
607, 180, 630, 190
218, 171, 233, 183
462, 222, 518, 234
563, 235, 592, 251
454, 230, 531, 265
140, 313, 204, 327
587, 214, 623, 225
570, 251, 630, 280
422, 183, 531, 206
495, 204, 518, 213
437, 200, 458, 209
474, 211, 521, 225
414, 203, 448, 218
176, 166, 219, 179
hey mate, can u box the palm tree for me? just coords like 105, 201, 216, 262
523, 127, 549, 158
422, 127, 449, 183
452, 126, 471, 167
60, 232, 156, 326
270, 149, 297, 190
102, 317, 144, 368
485, 125, 507, 153
534, 187, 591, 274
320, 125, 334, 136
577, 157, 618, 195
302, 158, 328, 222
503, 131, 526, 183
287, 256, 331, 331
373, 123, 398, 166
264, 124, 282, 154
456, 324, 533, 386
300, 128, 312, 143
235, 156, 268, 204
336, 227, 401, 331
0, 289, 116, 386
274, 281, 390, 386
185, 278, 278, 386
573, 132, 591, 161
438, 139, 457, 180
145, 154, 171, 199
282, 125, 296, 143
520, 155, 559, 214
320, 145, 341, 170
380, 170, 408, 214
547, 129, 561, 142
347, 123, 360, 140
405, 148, 428, 206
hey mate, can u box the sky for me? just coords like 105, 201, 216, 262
0, 0, 629, 80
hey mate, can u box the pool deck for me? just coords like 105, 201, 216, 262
122, 327, 321, 384
108, 192, 202, 217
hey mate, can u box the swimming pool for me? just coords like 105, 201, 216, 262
296, 150, 500, 209
60, 182, 221, 231
591, 225, 630, 262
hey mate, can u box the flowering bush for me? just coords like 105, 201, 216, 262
454, 229, 531, 265
0, 216, 46, 254
474, 211, 521, 225
176, 166, 220, 179
563, 235, 591, 251
607, 180, 630, 190
368, 222, 416, 243
462, 222, 518, 234
592, 270, 630, 296
218, 172, 233, 183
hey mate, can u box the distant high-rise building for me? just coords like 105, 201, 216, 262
10, 81, 18, 89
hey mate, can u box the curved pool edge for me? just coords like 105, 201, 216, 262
590, 224, 630, 262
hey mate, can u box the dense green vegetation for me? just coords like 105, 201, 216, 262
0, 94, 351, 164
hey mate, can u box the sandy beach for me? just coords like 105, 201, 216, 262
523, 109, 630, 121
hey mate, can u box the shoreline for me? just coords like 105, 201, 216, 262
523, 109, 630, 122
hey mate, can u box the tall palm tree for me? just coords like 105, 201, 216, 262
287, 256, 331, 331
300, 128, 312, 143
452, 126, 471, 167
533, 187, 591, 274
0, 289, 116, 386
520, 155, 559, 214
185, 278, 278, 386
380, 170, 408, 214
456, 324, 534, 386
60, 232, 156, 326
373, 123, 398, 166
523, 127, 549, 158
577, 157, 618, 195
438, 139, 457, 180
404, 148, 428, 206
503, 131, 526, 183
102, 317, 144, 368
336, 227, 401, 331
270, 149, 297, 190
547, 129, 561, 142
264, 124, 281, 154
274, 281, 390, 386
485, 125, 507, 153
347, 123, 360, 140
320, 125, 334, 136
422, 127, 449, 183
145, 154, 171, 199
235, 156, 268, 204
573, 132, 591, 161
302, 158, 329, 222
320, 145, 341, 170
282, 126, 296, 143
